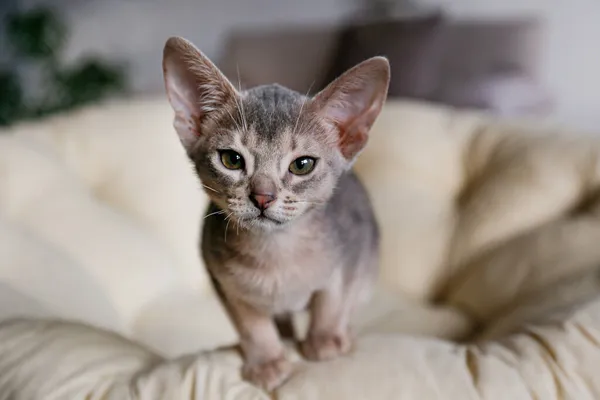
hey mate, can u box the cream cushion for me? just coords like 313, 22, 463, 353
1, 98, 600, 399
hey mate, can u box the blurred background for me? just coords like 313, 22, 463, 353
4, 2, 600, 392
1, 0, 600, 131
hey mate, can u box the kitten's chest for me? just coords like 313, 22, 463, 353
217, 232, 335, 314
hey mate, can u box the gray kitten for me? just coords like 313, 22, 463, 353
162, 37, 389, 391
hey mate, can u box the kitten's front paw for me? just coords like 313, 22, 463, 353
242, 355, 293, 392
301, 332, 352, 361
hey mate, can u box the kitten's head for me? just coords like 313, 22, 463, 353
162, 37, 389, 232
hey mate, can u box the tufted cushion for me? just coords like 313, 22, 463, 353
1, 98, 600, 398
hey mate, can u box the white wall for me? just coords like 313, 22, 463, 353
418, 0, 600, 131
24, 0, 355, 94
18, 0, 600, 131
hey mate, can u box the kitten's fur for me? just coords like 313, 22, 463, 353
162, 37, 389, 391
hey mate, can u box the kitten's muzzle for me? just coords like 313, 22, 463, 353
249, 174, 277, 211
250, 192, 276, 211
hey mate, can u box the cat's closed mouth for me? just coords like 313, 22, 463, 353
256, 214, 283, 225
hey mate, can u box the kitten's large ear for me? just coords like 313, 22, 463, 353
312, 57, 390, 162
163, 36, 238, 151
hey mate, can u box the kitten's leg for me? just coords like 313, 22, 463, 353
208, 271, 292, 390
226, 297, 293, 391
301, 268, 358, 361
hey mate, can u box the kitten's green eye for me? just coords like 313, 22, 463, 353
289, 156, 316, 176
220, 150, 245, 170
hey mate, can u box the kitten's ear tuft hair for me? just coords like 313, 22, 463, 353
163, 36, 238, 151
312, 57, 390, 162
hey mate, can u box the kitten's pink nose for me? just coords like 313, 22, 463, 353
250, 175, 277, 211
250, 192, 276, 211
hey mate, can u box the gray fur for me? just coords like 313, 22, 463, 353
199, 83, 379, 314
162, 36, 389, 391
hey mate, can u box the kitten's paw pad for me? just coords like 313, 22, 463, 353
301, 333, 351, 361
242, 356, 293, 392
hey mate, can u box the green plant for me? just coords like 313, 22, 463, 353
0, 7, 127, 127
6, 7, 66, 60
0, 70, 23, 126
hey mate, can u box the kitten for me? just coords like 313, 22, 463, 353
162, 37, 389, 391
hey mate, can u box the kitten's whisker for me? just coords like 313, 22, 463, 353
235, 64, 248, 132
233, 93, 246, 133
202, 184, 220, 193
293, 81, 314, 136
223, 107, 243, 133
290, 200, 326, 205
224, 212, 233, 243
204, 210, 225, 219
